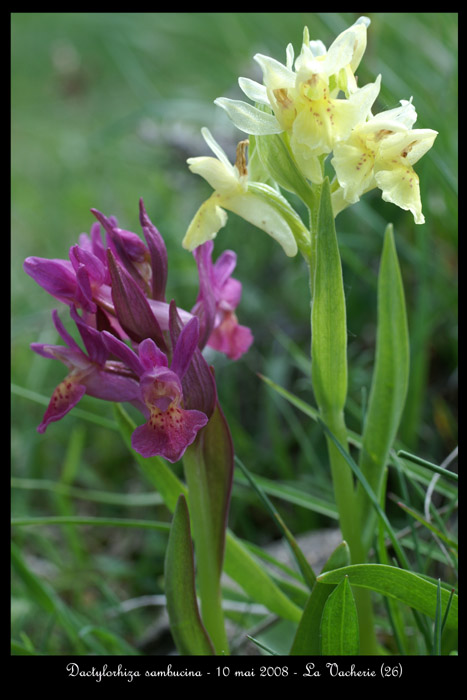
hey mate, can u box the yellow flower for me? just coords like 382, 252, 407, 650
182, 128, 304, 256
215, 18, 380, 183
331, 99, 438, 223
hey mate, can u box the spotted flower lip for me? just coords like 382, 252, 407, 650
331, 99, 438, 223
25, 201, 250, 461
103, 313, 209, 462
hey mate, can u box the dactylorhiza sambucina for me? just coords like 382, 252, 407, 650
183, 16, 438, 258
24, 199, 252, 462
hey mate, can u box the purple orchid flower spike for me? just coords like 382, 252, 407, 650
32, 308, 140, 433
192, 241, 253, 360
103, 313, 209, 462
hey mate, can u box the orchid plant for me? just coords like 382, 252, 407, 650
20, 16, 457, 658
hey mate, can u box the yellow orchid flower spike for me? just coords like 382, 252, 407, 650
214, 17, 381, 184
183, 127, 308, 256
331, 99, 438, 223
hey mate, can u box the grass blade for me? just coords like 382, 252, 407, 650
234, 455, 316, 589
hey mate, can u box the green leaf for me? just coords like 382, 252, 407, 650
311, 177, 348, 415
187, 402, 234, 577
164, 495, 215, 656
223, 532, 302, 623
11, 516, 170, 531
114, 403, 302, 623
318, 418, 408, 568
317, 564, 458, 630
357, 224, 410, 551
290, 541, 350, 655
320, 577, 359, 656
257, 374, 457, 500
182, 403, 233, 653
234, 455, 317, 589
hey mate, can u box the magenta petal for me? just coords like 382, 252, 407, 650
23, 257, 77, 305
102, 331, 144, 377
139, 337, 169, 371
170, 316, 199, 381
37, 377, 86, 433
139, 199, 168, 302
208, 313, 253, 360
212, 250, 237, 289
131, 406, 208, 462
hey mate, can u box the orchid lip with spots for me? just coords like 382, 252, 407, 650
24, 201, 252, 461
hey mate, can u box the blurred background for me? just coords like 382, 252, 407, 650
12, 13, 458, 655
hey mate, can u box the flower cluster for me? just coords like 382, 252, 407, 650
24, 199, 252, 462
183, 17, 437, 254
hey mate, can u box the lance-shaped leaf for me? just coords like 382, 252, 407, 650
106, 249, 167, 352
356, 224, 409, 551
182, 401, 234, 653
317, 564, 458, 630
311, 177, 348, 415
290, 541, 350, 655
164, 495, 215, 655
320, 576, 359, 655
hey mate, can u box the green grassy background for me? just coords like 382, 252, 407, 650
12, 12, 457, 655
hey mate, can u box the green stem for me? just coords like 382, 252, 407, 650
305, 182, 379, 655
183, 449, 229, 655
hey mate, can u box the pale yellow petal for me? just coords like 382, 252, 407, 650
223, 193, 298, 256
182, 197, 228, 251
331, 139, 376, 203
187, 156, 239, 195
375, 165, 424, 224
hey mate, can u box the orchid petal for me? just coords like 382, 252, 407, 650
131, 406, 208, 462
171, 316, 199, 381
207, 312, 253, 361
253, 53, 296, 90
182, 197, 228, 252
102, 331, 144, 376
37, 376, 86, 433
200, 127, 235, 170
214, 97, 283, 136
23, 257, 77, 305
223, 192, 297, 257
187, 156, 239, 195
139, 198, 168, 302
375, 165, 425, 224
139, 337, 169, 371
238, 77, 270, 106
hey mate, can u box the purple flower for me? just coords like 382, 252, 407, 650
192, 241, 253, 360
24, 200, 250, 462
24, 201, 252, 361
103, 312, 209, 462
32, 308, 140, 433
